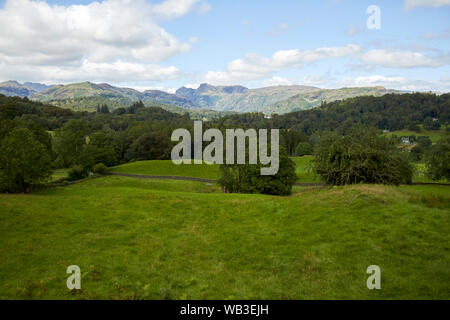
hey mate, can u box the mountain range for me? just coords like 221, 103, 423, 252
0, 80, 401, 114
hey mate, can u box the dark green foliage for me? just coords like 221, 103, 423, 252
295, 142, 313, 156
411, 136, 433, 161
313, 127, 413, 186
408, 123, 421, 133
92, 163, 107, 174
53, 119, 89, 167
423, 117, 441, 130
218, 147, 297, 196
214, 93, 450, 134
126, 132, 171, 161
89, 131, 119, 166
0, 128, 52, 192
68, 165, 87, 181
425, 135, 450, 181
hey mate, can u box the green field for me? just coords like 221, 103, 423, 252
109, 160, 221, 180
383, 125, 446, 143
108, 157, 444, 185
109, 157, 319, 183
0, 172, 449, 299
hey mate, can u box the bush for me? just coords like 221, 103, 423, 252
92, 163, 107, 174
313, 127, 413, 186
68, 165, 87, 181
218, 147, 297, 196
408, 123, 421, 133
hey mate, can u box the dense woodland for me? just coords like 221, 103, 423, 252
0, 92, 449, 192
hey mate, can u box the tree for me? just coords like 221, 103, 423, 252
218, 147, 297, 196
295, 142, 313, 156
425, 135, 450, 181
0, 128, 52, 193
423, 117, 441, 130
89, 131, 118, 166
313, 127, 413, 185
54, 119, 89, 167
126, 132, 171, 161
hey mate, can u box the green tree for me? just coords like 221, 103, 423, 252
423, 117, 441, 130
313, 127, 413, 185
54, 119, 89, 167
425, 135, 450, 181
89, 131, 118, 166
0, 128, 52, 193
218, 147, 297, 196
126, 132, 170, 161
295, 142, 313, 156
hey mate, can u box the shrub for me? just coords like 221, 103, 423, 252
313, 127, 413, 186
68, 165, 87, 181
218, 147, 297, 196
92, 163, 107, 174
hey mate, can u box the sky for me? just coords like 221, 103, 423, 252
0, 0, 449, 93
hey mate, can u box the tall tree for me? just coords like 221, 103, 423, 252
0, 128, 52, 193
54, 119, 89, 167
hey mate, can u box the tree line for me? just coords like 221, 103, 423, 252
0, 92, 449, 193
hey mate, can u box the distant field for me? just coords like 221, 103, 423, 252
0, 176, 449, 299
109, 160, 221, 180
383, 125, 446, 143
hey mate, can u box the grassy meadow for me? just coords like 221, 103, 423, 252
108, 157, 319, 183
383, 125, 447, 143
0, 158, 449, 300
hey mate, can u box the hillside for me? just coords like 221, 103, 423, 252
1, 175, 449, 299
0, 81, 37, 98
2, 80, 407, 114
176, 84, 321, 112
32, 81, 200, 110
264, 86, 398, 114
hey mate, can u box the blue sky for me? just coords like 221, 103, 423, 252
0, 0, 449, 92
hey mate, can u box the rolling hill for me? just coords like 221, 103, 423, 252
175, 83, 401, 114
3, 80, 404, 114
0, 81, 37, 98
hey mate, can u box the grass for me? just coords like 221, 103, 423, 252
109, 160, 221, 180
51, 169, 69, 182
383, 125, 446, 143
0, 176, 449, 299
109, 157, 320, 183
108, 157, 447, 185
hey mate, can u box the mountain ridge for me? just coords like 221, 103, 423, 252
1, 80, 405, 114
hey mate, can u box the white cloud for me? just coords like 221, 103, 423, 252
340, 75, 450, 92
404, 0, 450, 9
260, 76, 293, 87
359, 49, 446, 68
204, 44, 361, 84
197, 2, 212, 15
0, 60, 181, 84
204, 45, 449, 85
152, 0, 203, 20
0, 0, 197, 83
